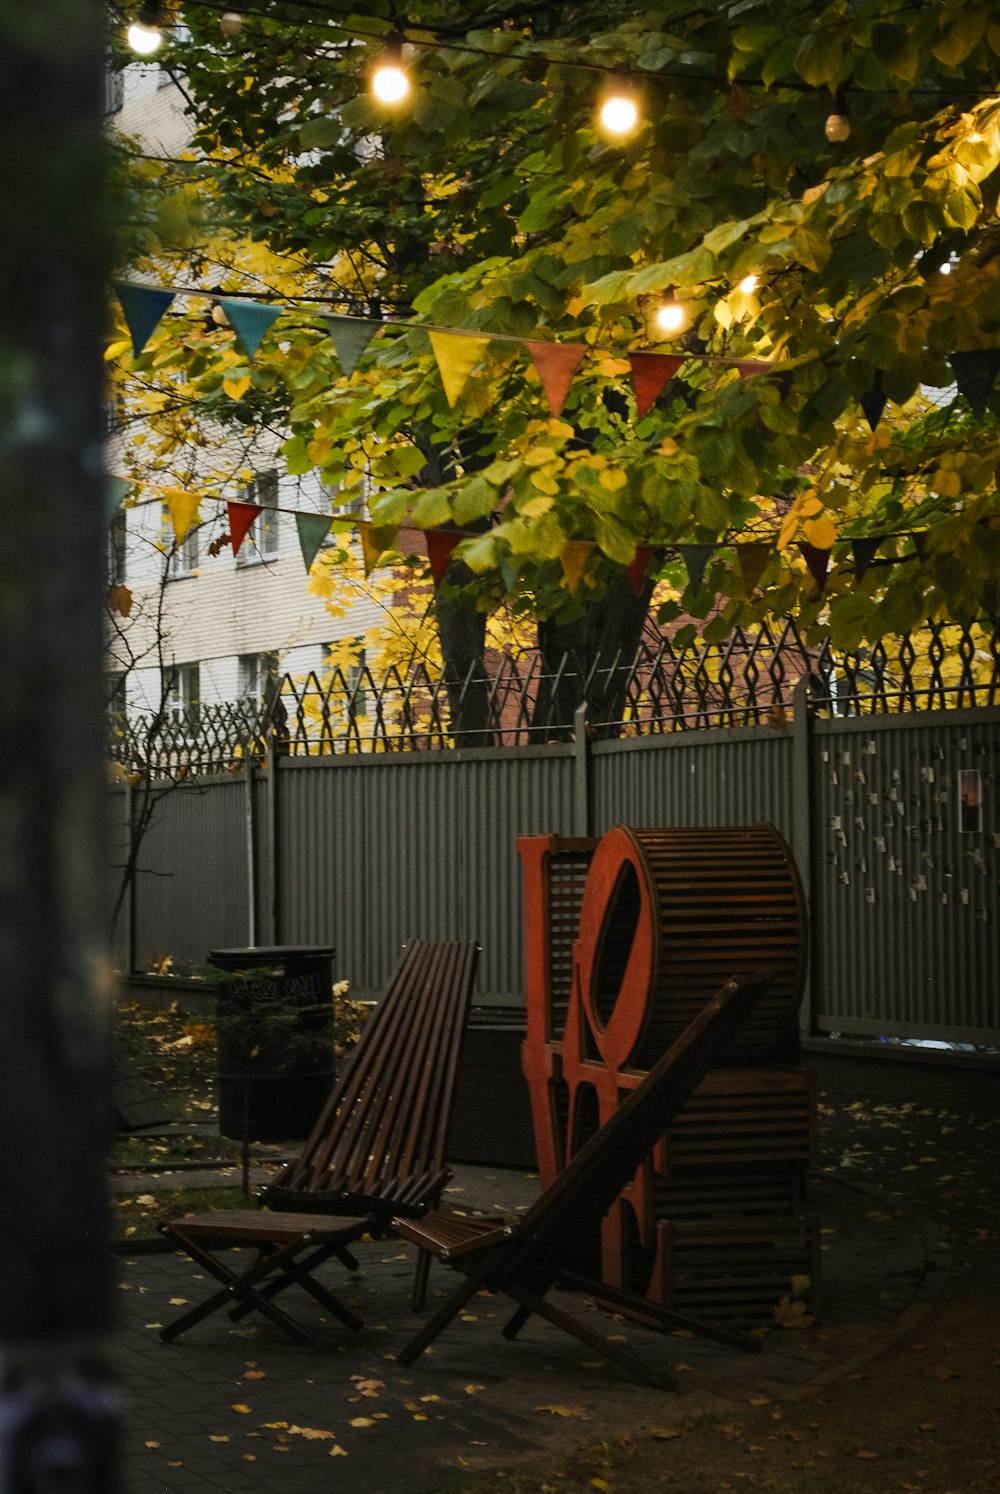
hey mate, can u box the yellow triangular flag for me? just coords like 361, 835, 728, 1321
560, 539, 593, 593
428, 331, 491, 406
357, 520, 397, 577
163, 487, 201, 543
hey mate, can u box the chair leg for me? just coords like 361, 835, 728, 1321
505, 1282, 678, 1392
396, 1270, 482, 1366
228, 1239, 356, 1322
564, 1274, 762, 1355
411, 1249, 432, 1313
501, 1303, 533, 1340
159, 1235, 320, 1346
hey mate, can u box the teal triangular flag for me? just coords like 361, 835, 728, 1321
114, 282, 174, 357
296, 512, 332, 572
680, 544, 713, 592
948, 349, 1000, 422
851, 536, 881, 580
219, 299, 283, 360
326, 316, 380, 376
105, 475, 131, 524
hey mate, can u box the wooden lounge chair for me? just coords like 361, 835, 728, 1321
158, 937, 479, 1343
394, 972, 772, 1390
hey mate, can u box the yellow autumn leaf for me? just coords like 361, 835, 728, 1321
231, 1404, 252, 1415
535, 1405, 591, 1418
773, 1294, 816, 1328
933, 467, 962, 498
328, 1445, 348, 1457
286, 1426, 334, 1440
349, 1417, 375, 1428
650, 1426, 683, 1439
464, 1384, 486, 1395
748, 1395, 772, 1406
105, 338, 132, 361
598, 466, 628, 491
208, 1435, 229, 1443
790, 1273, 812, 1297
223, 375, 251, 401
591, 1481, 611, 1492
803, 513, 837, 549
777, 508, 800, 551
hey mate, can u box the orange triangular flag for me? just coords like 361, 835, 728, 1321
625, 545, 656, 595
227, 501, 261, 558
798, 541, 831, 594
526, 341, 587, 417
560, 539, 593, 593
628, 353, 682, 419
428, 331, 491, 406
425, 530, 462, 588
736, 541, 771, 595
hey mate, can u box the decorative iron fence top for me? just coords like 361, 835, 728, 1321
108, 621, 1000, 778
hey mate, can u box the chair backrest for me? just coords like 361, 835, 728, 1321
267, 939, 479, 1209
501, 971, 771, 1287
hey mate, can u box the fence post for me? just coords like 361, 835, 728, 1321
791, 676, 818, 1038
264, 696, 290, 945
573, 702, 592, 836
243, 748, 257, 948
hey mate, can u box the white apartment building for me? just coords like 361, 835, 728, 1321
107, 59, 379, 724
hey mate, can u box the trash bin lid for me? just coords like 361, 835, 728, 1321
208, 945, 336, 971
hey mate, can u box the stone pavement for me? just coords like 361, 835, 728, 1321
113, 1161, 944, 1493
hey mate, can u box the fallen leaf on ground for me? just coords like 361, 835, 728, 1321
535, 1405, 591, 1419
286, 1426, 334, 1440
328, 1445, 348, 1457
856, 1450, 879, 1459
748, 1396, 772, 1406
230, 1404, 252, 1415
464, 1384, 486, 1395
349, 1418, 375, 1428
242, 1370, 265, 1381
650, 1427, 682, 1439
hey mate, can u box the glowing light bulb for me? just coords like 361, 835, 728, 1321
127, 19, 162, 54
738, 274, 759, 294
824, 108, 850, 143
655, 301, 685, 334
939, 261, 953, 276
211, 303, 229, 326
220, 11, 243, 38
372, 61, 409, 103
600, 93, 638, 136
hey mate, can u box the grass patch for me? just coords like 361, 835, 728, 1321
112, 1184, 251, 1242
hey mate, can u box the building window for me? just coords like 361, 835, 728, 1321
163, 505, 199, 579
236, 471, 280, 565
162, 663, 200, 728
238, 651, 280, 710
107, 510, 127, 586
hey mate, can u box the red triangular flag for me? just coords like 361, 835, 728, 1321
625, 545, 656, 596
628, 353, 682, 419
798, 541, 831, 594
735, 360, 771, 377
526, 341, 587, 417
228, 501, 261, 558
425, 529, 462, 589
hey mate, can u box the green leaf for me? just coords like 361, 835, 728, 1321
828, 591, 875, 651
794, 32, 842, 86
932, 7, 987, 67
411, 487, 454, 527
368, 487, 410, 526
593, 514, 636, 564
792, 225, 832, 272
452, 474, 498, 524
456, 532, 498, 574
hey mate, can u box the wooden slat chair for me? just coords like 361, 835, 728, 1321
159, 938, 479, 1344
394, 972, 772, 1391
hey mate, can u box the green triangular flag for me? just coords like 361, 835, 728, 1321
114, 282, 174, 357
105, 475, 131, 524
218, 299, 283, 360
851, 536, 881, 580
948, 349, 1000, 422
326, 316, 380, 377
680, 544, 713, 592
296, 513, 332, 572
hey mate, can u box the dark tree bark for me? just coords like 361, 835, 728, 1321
534, 572, 657, 739
0, 2, 114, 1481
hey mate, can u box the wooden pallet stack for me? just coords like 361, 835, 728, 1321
519, 823, 819, 1327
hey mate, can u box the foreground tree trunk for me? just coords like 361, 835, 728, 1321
0, 2, 115, 1483
534, 573, 657, 739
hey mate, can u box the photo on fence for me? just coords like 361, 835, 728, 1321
959, 768, 983, 834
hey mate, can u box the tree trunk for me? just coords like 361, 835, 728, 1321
534, 572, 656, 739
0, 2, 114, 1481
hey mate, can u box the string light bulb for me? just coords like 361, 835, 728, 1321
127, 2, 164, 55
219, 11, 243, 38
371, 31, 410, 105
599, 75, 640, 137
824, 90, 851, 143
655, 299, 686, 334
737, 274, 759, 294
210, 302, 229, 327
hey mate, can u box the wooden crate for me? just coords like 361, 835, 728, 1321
656, 1215, 819, 1326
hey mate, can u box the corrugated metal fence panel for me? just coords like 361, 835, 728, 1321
133, 778, 251, 968
592, 729, 799, 842
277, 748, 575, 1001
814, 709, 1000, 1043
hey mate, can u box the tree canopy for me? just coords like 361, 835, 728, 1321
112, 0, 1000, 661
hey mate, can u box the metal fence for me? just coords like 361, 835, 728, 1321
109, 623, 1000, 1048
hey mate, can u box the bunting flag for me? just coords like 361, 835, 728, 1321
219, 299, 283, 360
106, 475, 131, 524
559, 539, 593, 593
357, 520, 398, 576
425, 529, 462, 588
227, 501, 261, 558
163, 487, 201, 543
628, 353, 682, 419
527, 340, 588, 418
798, 541, 832, 595
736, 540, 771, 595
624, 545, 656, 596
296, 512, 332, 572
680, 544, 713, 592
114, 282, 175, 357
861, 371, 888, 432
912, 530, 931, 562
326, 315, 380, 377
735, 360, 772, 377
948, 349, 1000, 422
429, 331, 491, 406
851, 535, 881, 580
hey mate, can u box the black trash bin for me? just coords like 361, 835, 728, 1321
208, 945, 336, 1142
